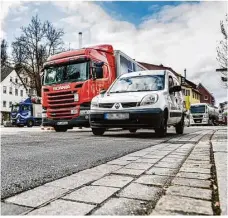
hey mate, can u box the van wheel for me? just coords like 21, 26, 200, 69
27, 120, 34, 127
175, 115, 184, 134
54, 126, 68, 132
129, 129, 137, 133
92, 128, 105, 136
155, 114, 167, 137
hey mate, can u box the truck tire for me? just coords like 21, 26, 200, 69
92, 128, 105, 136
27, 120, 34, 127
175, 115, 184, 134
54, 126, 68, 132
129, 129, 137, 133
155, 114, 167, 137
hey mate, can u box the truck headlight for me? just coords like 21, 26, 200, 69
74, 93, 79, 101
140, 94, 158, 106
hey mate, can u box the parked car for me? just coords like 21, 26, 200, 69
90, 70, 185, 137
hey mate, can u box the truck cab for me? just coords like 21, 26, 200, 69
90, 70, 185, 137
11, 98, 42, 127
189, 103, 218, 125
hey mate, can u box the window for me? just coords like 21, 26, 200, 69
20, 90, 23, 97
9, 101, 12, 108
9, 87, 12, 95
3, 86, 7, 94
182, 89, 185, 95
33, 89, 36, 95
168, 76, 174, 88
120, 55, 134, 74
10, 77, 12, 82
15, 78, 18, 83
193, 92, 195, 98
3, 101, 6, 107
204, 95, 208, 100
15, 89, 18, 96
25, 78, 28, 83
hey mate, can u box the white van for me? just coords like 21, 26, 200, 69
90, 70, 185, 137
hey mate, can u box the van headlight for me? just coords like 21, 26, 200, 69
140, 94, 158, 106
91, 102, 99, 108
74, 93, 79, 101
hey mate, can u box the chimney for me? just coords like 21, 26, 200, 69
184, 68, 187, 78
78, 32, 82, 48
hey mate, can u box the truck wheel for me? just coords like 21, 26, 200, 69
27, 120, 34, 127
155, 114, 167, 137
129, 129, 137, 133
175, 115, 184, 134
54, 126, 68, 132
92, 128, 105, 136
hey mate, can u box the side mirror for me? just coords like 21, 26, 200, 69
169, 85, 181, 93
40, 68, 44, 85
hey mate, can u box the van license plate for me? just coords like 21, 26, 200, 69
57, 121, 68, 125
105, 113, 129, 120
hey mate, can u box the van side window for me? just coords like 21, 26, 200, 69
168, 76, 174, 88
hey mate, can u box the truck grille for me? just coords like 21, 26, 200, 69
193, 115, 203, 118
47, 91, 76, 119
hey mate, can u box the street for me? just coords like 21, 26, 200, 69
1, 126, 227, 215
1, 126, 200, 199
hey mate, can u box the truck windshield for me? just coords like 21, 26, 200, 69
11, 105, 20, 112
44, 62, 89, 85
109, 75, 164, 93
190, 105, 206, 113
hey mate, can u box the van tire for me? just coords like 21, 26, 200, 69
155, 114, 167, 137
175, 115, 184, 134
92, 128, 105, 136
129, 129, 137, 133
54, 126, 68, 132
27, 120, 34, 127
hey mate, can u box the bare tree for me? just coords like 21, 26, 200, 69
216, 14, 228, 87
1, 39, 8, 67
11, 15, 64, 96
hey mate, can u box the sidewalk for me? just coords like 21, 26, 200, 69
211, 129, 227, 215
2, 129, 222, 215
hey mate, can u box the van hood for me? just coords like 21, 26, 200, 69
96, 91, 156, 103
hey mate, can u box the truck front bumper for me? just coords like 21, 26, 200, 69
90, 108, 163, 129
42, 115, 90, 128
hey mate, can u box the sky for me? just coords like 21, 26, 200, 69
1, 0, 227, 105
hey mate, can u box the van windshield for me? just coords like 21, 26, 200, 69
109, 75, 164, 93
44, 62, 89, 85
190, 105, 206, 113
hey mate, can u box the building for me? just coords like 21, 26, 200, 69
138, 62, 200, 110
197, 83, 215, 106
181, 78, 201, 109
0, 66, 37, 124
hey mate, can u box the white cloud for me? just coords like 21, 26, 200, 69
0, 1, 29, 39
53, 1, 227, 104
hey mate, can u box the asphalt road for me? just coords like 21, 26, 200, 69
1, 126, 205, 199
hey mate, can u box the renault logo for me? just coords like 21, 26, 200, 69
115, 103, 120, 109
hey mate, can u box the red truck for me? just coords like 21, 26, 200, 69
41, 44, 147, 132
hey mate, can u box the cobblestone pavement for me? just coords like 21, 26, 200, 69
1, 127, 227, 215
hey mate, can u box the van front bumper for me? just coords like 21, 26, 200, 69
90, 108, 163, 129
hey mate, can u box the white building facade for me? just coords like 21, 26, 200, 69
0, 67, 36, 124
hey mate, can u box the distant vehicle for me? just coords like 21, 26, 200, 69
10, 97, 42, 127
41, 44, 147, 132
189, 103, 219, 126
90, 70, 185, 137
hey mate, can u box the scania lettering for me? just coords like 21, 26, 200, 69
41, 44, 147, 132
